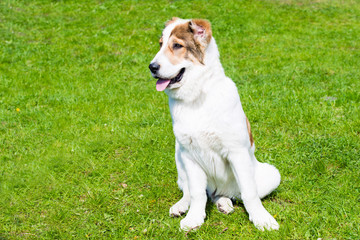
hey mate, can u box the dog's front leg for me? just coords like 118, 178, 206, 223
228, 148, 279, 231
170, 142, 191, 217
179, 152, 207, 231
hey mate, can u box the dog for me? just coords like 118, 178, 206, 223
149, 17, 281, 231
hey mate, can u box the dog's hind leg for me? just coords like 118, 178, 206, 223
228, 148, 279, 231
170, 142, 190, 217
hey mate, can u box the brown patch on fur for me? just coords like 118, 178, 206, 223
165, 17, 180, 27
190, 19, 212, 44
160, 19, 213, 65
246, 117, 254, 147
159, 36, 163, 48
169, 21, 206, 64
163, 36, 188, 65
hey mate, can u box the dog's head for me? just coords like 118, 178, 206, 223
149, 17, 212, 92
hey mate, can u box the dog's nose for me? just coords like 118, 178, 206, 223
149, 62, 160, 74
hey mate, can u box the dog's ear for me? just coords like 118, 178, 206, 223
189, 19, 212, 46
165, 17, 180, 27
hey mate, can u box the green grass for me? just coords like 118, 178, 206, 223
1, 0, 359, 239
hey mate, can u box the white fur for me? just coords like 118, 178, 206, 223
150, 19, 281, 231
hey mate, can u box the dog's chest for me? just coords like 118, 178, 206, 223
171, 105, 223, 154
171, 104, 234, 184
175, 126, 222, 152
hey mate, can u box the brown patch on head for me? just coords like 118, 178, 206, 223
170, 22, 204, 64
162, 36, 189, 65
246, 117, 254, 147
164, 19, 212, 65
190, 19, 212, 44
159, 36, 163, 48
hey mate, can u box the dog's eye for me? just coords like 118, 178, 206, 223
173, 43, 183, 50
159, 42, 163, 48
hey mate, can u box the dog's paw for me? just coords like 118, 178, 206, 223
180, 215, 204, 231
249, 211, 279, 231
216, 197, 234, 214
169, 199, 189, 217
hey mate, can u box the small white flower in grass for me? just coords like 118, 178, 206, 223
323, 96, 337, 102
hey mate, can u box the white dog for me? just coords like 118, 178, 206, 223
149, 17, 281, 231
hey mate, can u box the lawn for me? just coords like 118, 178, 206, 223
0, 0, 359, 239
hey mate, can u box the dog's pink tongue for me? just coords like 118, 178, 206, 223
156, 79, 171, 91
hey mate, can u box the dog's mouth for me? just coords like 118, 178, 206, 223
155, 68, 185, 91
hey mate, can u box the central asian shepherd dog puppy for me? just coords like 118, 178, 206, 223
149, 17, 281, 231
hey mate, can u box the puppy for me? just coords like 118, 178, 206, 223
149, 17, 281, 231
